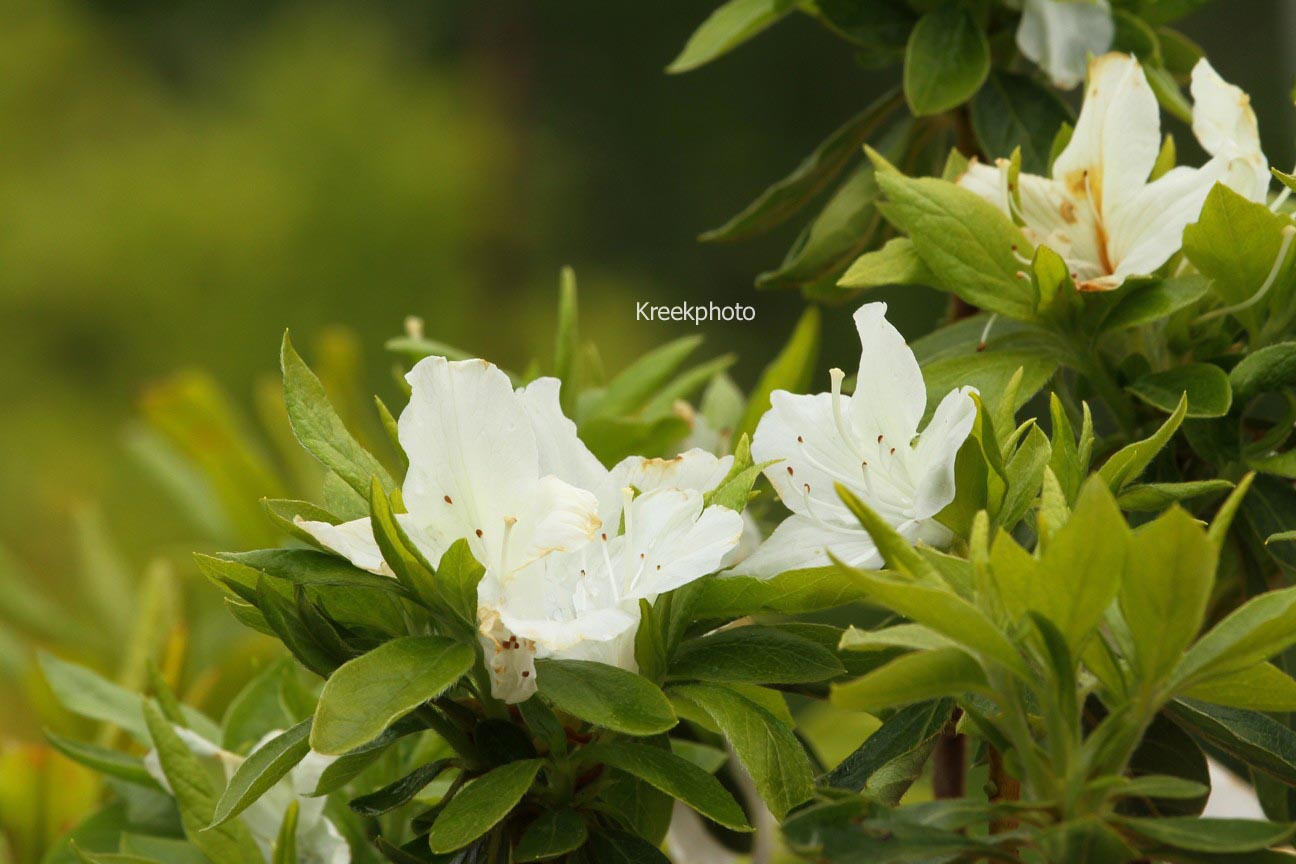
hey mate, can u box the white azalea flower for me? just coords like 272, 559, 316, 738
1016, 0, 1114, 90
959, 53, 1268, 292
734, 303, 976, 578
145, 727, 347, 864
298, 358, 741, 703
492, 478, 743, 674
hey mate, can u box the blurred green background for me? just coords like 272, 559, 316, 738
1, 0, 1293, 783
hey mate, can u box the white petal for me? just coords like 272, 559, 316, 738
912, 387, 978, 519
623, 488, 744, 595
1191, 59, 1269, 203
1107, 163, 1223, 281
516, 377, 613, 498
752, 391, 863, 521
1053, 53, 1161, 227
525, 475, 602, 564
849, 303, 927, 445
730, 514, 883, 578
501, 604, 637, 654
299, 818, 352, 864
476, 613, 538, 704
295, 517, 389, 576
400, 357, 540, 570
958, 160, 1014, 215
721, 510, 764, 569
610, 449, 733, 497
1016, 0, 1114, 90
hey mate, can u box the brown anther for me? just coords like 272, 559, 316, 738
787, 466, 794, 476
877, 434, 884, 443
601, 533, 608, 541
475, 528, 484, 538
521, 670, 530, 678
444, 495, 452, 504
890, 447, 896, 455
797, 435, 804, 443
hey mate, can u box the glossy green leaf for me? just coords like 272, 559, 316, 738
1126, 363, 1232, 418
667, 0, 798, 74
671, 625, 844, 685
1099, 393, 1188, 491
281, 332, 392, 500
669, 682, 814, 818
586, 741, 751, 831
832, 648, 988, 712
903, 6, 990, 116
311, 636, 474, 754
534, 659, 676, 736
703, 90, 902, 242
1112, 815, 1295, 852
514, 810, 588, 863
428, 760, 542, 853
210, 719, 311, 828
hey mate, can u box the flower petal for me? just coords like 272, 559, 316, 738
400, 357, 540, 570
912, 386, 978, 519
850, 303, 927, 445
526, 475, 602, 564
1191, 59, 1269, 203
501, 604, 637, 654
624, 488, 744, 595
1107, 163, 1223, 281
516, 377, 613, 499
752, 391, 863, 521
730, 513, 883, 578
1016, 0, 1114, 90
1053, 53, 1161, 226
295, 517, 388, 576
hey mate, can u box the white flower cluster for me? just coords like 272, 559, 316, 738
296, 302, 973, 703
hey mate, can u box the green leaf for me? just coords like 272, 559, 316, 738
634, 599, 668, 685
259, 499, 341, 548
755, 163, 882, 289
1126, 363, 1232, 418
831, 648, 988, 712
43, 731, 161, 790
999, 423, 1052, 529
1180, 662, 1296, 711
970, 72, 1071, 174
210, 719, 311, 828
141, 703, 262, 864
670, 625, 844, 685
822, 699, 953, 805
281, 332, 392, 501
903, 5, 989, 116
839, 624, 954, 653
838, 237, 935, 290
434, 539, 485, 634
703, 90, 902, 242
703, 434, 767, 513
1121, 506, 1216, 684
585, 829, 671, 864
554, 266, 579, 405
39, 653, 150, 742
1169, 699, 1296, 786
311, 636, 474, 754
993, 478, 1127, 655
668, 682, 814, 818
1230, 342, 1296, 402
368, 479, 443, 616
1099, 393, 1188, 492
1117, 479, 1233, 511
1184, 184, 1293, 313
271, 800, 297, 864
585, 741, 751, 831
871, 154, 1033, 319
514, 810, 588, 863
1112, 815, 1295, 853
687, 566, 872, 619
348, 758, 455, 817
583, 336, 701, 420
667, 0, 798, 74
1100, 275, 1209, 333
428, 760, 542, 853
1176, 586, 1296, 686
534, 659, 676, 736
221, 548, 409, 597
736, 307, 820, 444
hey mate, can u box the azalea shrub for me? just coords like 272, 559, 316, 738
35, 3, 1296, 864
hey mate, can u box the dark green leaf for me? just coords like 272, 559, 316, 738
1126, 363, 1232, 418
534, 659, 676, 736
515, 810, 588, 863
903, 6, 990, 116
428, 760, 542, 853
671, 625, 844, 684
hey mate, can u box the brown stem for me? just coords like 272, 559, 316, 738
932, 712, 966, 799
988, 745, 1021, 834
